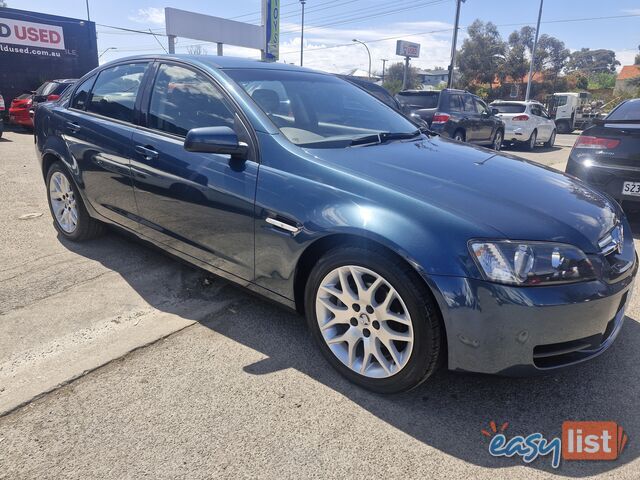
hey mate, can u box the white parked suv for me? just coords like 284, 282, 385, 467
489, 100, 556, 150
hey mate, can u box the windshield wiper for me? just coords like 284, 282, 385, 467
349, 130, 422, 147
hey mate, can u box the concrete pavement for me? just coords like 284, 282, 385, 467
1, 129, 639, 479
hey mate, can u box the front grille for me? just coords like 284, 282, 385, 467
598, 223, 623, 257
533, 293, 627, 369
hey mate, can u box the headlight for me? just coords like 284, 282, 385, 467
469, 241, 595, 286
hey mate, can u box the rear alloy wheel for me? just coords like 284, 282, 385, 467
525, 130, 537, 151
47, 162, 105, 241
453, 130, 465, 143
492, 130, 503, 151
305, 246, 442, 393
556, 121, 570, 134
544, 129, 556, 148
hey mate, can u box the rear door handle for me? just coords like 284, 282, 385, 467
135, 145, 159, 161
65, 121, 81, 133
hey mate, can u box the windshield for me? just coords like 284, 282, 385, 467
225, 69, 417, 148
491, 103, 526, 113
607, 99, 640, 121
396, 92, 439, 109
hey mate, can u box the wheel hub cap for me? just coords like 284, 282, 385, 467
315, 265, 414, 379
49, 171, 78, 233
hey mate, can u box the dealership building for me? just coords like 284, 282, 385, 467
0, 7, 98, 110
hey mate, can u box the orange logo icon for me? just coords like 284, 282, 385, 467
562, 421, 628, 461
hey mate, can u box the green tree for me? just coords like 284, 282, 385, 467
587, 71, 616, 89
382, 62, 420, 92
499, 29, 530, 86
566, 48, 620, 73
457, 20, 506, 89
537, 34, 570, 84
576, 75, 589, 90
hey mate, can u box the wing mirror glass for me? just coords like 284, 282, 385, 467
184, 126, 248, 158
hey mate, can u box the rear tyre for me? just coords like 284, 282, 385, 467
46, 162, 105, 241
492, 130, 503, 151
525, 130, 537, 151
544, 129, 556, 148
452, 130, 465, 143
304, 245, 443, 394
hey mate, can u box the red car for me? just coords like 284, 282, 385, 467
9, 79, 76, 129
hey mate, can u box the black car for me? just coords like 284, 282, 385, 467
566, 98, 640, 209
395, 88, 504, 150
336, 75, 401, 111
29, 79, 77, 120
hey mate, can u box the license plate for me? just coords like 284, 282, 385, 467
622, 182, 640, 196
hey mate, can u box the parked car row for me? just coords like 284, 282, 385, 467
33, 55, 636, 393
8, 79, 76, 130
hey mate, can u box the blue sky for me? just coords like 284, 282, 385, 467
10, 0, 640, 72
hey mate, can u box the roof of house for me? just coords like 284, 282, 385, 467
618, 65, 640, 81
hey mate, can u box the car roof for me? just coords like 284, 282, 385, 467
490, 100, 542, 105
100, 54, 323, 74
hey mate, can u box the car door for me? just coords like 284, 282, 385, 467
530, 104, 550, 140
461, 94, 481, 142
473, 97, 494, 143
130, 61, 258, 281
60, 63, 149, 231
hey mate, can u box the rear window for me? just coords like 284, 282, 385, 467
396, 92, 439, 109
607, 100, 640, 121
491, 103, 526, 113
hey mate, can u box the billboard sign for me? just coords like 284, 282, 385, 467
264, 0, 279, 61
165, 7, 264, 51
396, 40, 420, 58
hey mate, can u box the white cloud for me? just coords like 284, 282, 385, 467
622, 8, 640, 15
616, 49, 638, 69
129, 7, 165, 25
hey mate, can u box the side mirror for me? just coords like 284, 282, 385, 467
491, 108, 499, 115
184, 126, 248, 158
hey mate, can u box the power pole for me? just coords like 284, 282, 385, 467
525, 0, 544, 101
447, 0, 464, 88
402, 56, 410, 90
85, 0, 91, 21
300, 0, 306, 66
381, 59, 388, 83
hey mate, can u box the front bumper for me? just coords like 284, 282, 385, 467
429, 256, 636, 375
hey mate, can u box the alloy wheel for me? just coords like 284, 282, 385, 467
529, 131, 537, 150
494, 131, 503, 151
49, 171, 78, 233
315, 265, 414, 378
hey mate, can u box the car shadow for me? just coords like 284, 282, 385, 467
503, 144, 564, 153
57, 226, 640, 477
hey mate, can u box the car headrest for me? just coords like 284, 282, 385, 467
252, 89, 280, 114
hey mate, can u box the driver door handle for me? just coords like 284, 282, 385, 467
65, 121, 81, 133
135, 145, 159, 161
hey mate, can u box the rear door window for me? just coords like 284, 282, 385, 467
463, 95, 477, 113
607, 100, 640, 121
87, 63, 148, 123
474, 98, 490, 114
447, 94, 463, 111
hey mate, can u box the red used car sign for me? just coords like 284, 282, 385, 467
0, 17, 66, 51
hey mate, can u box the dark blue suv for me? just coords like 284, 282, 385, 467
34, 56, 636, 393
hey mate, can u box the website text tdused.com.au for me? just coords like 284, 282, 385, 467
0, 43, 63, 57
483, 420, 628, 469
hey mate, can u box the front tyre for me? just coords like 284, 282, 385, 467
492, 130, 503, 151
305, 246, 442, 393
544, 129, 556, 148
46, 162, 105, 241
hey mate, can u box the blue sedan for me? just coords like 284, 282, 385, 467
34, 56, 636, 393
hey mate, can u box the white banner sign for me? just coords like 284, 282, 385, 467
0, 17, 66, 51
396, 40, 420, 58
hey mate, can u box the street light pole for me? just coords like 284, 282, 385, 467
381, 59, 388, 83
447, 0, 464, 88
352, 39, 371, 80
525, 0, 544, 101
300, 0, 306, 66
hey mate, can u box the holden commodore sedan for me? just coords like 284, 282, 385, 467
34, 56, 636, 393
